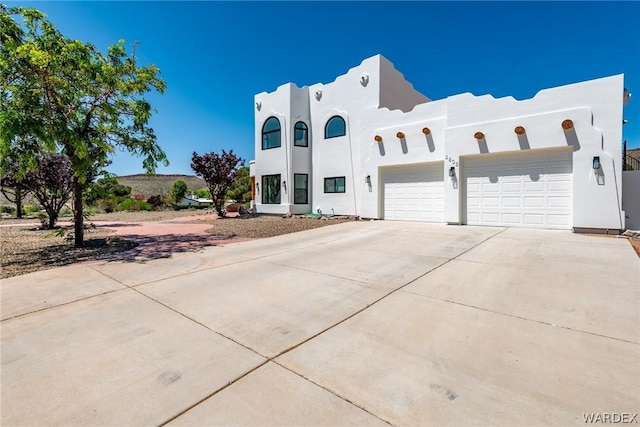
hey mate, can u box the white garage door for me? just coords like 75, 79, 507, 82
463, 149, 573, 229
382, 162, 444, 222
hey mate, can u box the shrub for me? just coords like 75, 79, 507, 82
146, 195, 165, 209
98, 198, 118, 213
0, 205, 14, 214
23, 205, 43, 215
117, 198, 151, 211
84, 205, 103, 216
116, 198, 133, 211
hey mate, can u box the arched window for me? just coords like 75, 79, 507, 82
262, 117, 281, 150
294, 122, 308, 147
325, 116, 346, 139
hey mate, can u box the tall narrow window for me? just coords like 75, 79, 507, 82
294, 122, 308, 147
294, 174, 308, 204
325, 116, 346, 139
262, 174, 281, 204
262, 117, 281, 150
324, 177, 346, 193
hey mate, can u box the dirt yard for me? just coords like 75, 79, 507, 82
0, 211, 352, 279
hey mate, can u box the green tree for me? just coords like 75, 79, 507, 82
0, 6, 167, 247
84, 176, 132, 206
192, 188, 211, 199
225, 166, 251, 204
170, 180, 188, 205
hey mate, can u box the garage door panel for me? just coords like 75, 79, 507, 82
524, 181, 545, 192
502, 213, 521, 224
548, 181, 571, 192
548, 196, 570, 208
502, 182, 522, 193
524, 214, 545, 225
524, 197, 545, 208
383, 163, 444, 222
464, 149, 573, 229
481, 213, 500, 223
502, 197, 521, 208
548, 214, 571, 225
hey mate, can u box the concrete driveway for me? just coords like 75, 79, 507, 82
1, 221, 638, 426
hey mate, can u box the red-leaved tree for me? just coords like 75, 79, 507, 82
1, 159, 30, 219
191, 150, 244, 216
25, 153, 74, 228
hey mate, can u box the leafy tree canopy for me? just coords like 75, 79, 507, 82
191, 150, 244, 216
225, 166, 251, 204
84, 176, 132, 206
193, 188, 211, 199
169, 180, 188, 205
0, 6, 168, 246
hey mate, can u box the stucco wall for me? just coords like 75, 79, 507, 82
623, 171, 640, 230
252, 54, 625, 229
443, 75, 625, 229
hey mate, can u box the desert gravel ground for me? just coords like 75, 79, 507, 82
0, 210, 352, 279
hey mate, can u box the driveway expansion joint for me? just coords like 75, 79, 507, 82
404, 292, 640, 345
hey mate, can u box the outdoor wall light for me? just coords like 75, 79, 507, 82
374, 135, 383, 142
255, 183, 259, 193
562, 119, 574, 130
592, 156, 601, 170
360, 73, 369, 86
396, 132, 405, 139
422, 127, 431, 135
365, 175, 371, 184
514, 126, 526, 135
315, 90, 322, 100
255, 100, 262, 110
283, 180, 287, 191
474, 132, 485, 140
449, 167, 456, 177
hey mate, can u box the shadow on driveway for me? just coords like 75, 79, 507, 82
100, 233, 242, 263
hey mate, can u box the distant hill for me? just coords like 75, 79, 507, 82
118, 174, 207, 197
0, 174, 206, 208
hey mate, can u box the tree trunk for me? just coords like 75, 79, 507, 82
49, 212, 56, 229
15, 188, 23, 219
73, 177, 84, 248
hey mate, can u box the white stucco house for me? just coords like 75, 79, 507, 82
250, 54, 633, 232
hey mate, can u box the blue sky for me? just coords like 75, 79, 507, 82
10, 1, 640, 176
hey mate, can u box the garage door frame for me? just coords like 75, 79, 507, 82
380, 161, 445, 222
461, 148, 573, 229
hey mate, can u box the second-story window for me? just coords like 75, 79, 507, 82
262, 117, 281, 150
294, 122, 308, 147
325, 116, 346, 139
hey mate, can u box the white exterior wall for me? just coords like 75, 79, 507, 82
622, 171, 640, 230
444, 74, 625, 229
359, 101, 448, 219
308, 56, 381, 216
252, 54, 626, 230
